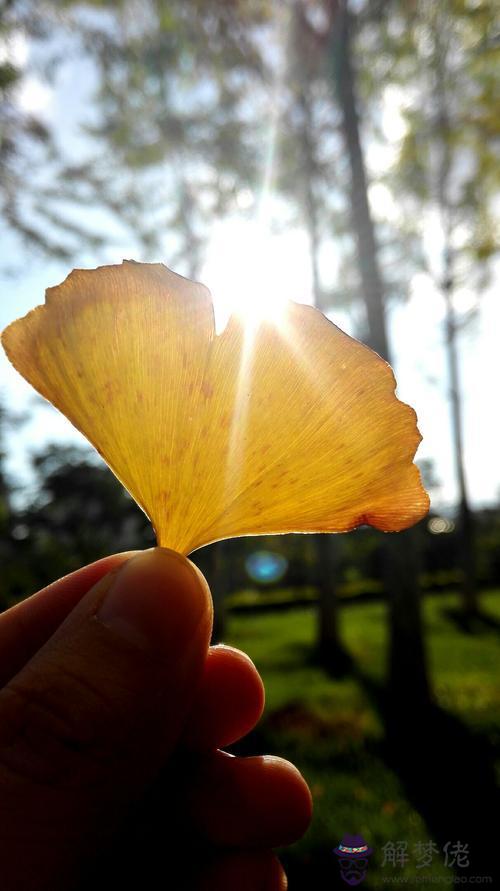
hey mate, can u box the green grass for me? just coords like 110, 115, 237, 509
225, 590, 500, 888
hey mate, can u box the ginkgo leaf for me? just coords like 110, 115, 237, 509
1, 261, 429, 554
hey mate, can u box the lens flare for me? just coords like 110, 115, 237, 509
245, 550, 288, 584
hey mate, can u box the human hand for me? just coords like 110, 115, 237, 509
0, 549, 311, 890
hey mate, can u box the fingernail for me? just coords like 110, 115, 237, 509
96, 548, 211, 653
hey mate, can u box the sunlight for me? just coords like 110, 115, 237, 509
199, 4, 299, 338
201, 216, 313, 517
0, 31, 28, 67
202, 219, 312, 334
17, 76, 52, 114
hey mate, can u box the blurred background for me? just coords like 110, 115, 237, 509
0, 0, 499, 887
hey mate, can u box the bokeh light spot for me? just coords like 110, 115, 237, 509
245, 550, 288, 584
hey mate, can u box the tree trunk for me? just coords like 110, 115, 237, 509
297, 83, 346, 671
207, 541, 227, 643
179, 177, 203, 281
331, 1, 430, 706
443, 263, 477, 616
315, 533, 351, 674
332, 4, 388, 359
433, 20, 478, 617
190, 541, 227, 643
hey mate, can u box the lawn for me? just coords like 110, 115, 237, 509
225, 591, 500, 889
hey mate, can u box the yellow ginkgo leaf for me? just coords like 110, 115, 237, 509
1, 261, 429, 554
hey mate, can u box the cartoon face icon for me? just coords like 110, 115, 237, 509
338, 857, 369, 886
334, 834, 373, 886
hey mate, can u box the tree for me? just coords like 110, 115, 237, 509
45, 0, 272, 269
0, 1, 109, 265
285, 4, 353, 671
0, 398, 42, 606
20, 443, 154, 590
386, 0, 499, 615
0, 400, 18, 608
272, 0, 430, 701
263, 0, 430, 700
329, 0, 430, 706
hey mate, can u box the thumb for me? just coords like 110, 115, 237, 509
0, 547, 212, 891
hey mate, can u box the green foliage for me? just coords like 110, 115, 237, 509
48, 0, 274, 271
378, 0, 499, 284
0, 1, 110, 264
1, 440, 154, 606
